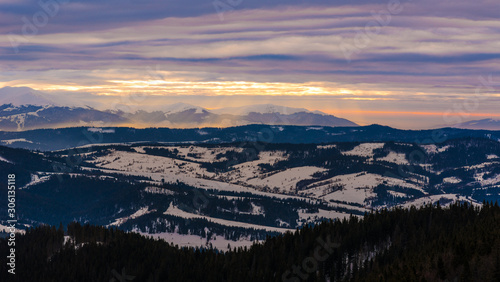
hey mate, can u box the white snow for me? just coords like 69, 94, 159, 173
87, 128, 115, 133
377, 151, 409, 165
1, 138, 33, 145
387, 191, 408, 198
139, 145, 244, 163
164, 203, 292, 233
398, 194, 481, 209
21, 174, 51, 189
421, 144, 438, 154
271, 126, 285, 132
317, 144, 337, 149
475, 172, 500, 186
90, 150, 214, 177
144, 186, 176, 195
487, 154, 499, 160
250, 202, 264, 215
420, 144, 451, 154
306, 127, 324, 130
63, 236, 74, 245
443, 177, 462, 184
134, 230, 260, 251
86, 149, 307, 200
343, 143, 384, 158
301, 172, 425, 205
82, 164, 304, 201
108, 207, 155, 226
298, 208, 357, 225
246, 166, 327, 193
438, 145, 450, 152
0, 155, 12, 163
0, 224, 25, 234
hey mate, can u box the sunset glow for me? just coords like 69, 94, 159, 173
1, 0, 499, 128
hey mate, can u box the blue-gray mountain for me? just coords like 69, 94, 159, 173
0, 87, 358, 130
1, 124, 499, 151
0, 103, 357, 131
454, 118, 500, 130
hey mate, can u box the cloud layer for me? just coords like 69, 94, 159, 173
1, 0, 500, 128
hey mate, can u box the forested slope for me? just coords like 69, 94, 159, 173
1, 202, 499, 281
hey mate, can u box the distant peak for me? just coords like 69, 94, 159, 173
0, 86, 59, 107
211, 104, 322, 115
160, 103, 207, 115
453, 118, 500, 130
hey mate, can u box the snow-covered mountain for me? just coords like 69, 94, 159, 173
126, 103, 358, 128
0, 87, 358, 130
454, 119, 500, 130
243, 111, 357, 127
0, 86, 59, 106
161, 103, 207, 115
0, 104, 127, 131
212, 104, 324, 115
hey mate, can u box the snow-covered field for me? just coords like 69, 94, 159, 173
398, 194, 481, 209
378, 152, 409, 165
58, 141, 498, 249
135, 230, 261, 251
297, 208, 358, 225
343, 143, 384, 158
301, 172, 425, 205
164, 203, 292, 233
85, 150, 307, 200
475, 172, 500, 186
245, 166, 327, 193
109, 207, 156, 227
443, 177, 462, 184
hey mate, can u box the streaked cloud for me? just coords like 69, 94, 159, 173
1, 0, 499, 128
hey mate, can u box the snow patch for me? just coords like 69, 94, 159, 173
134, 230, 259, 251
343, 143, 384, 158
0, 224, 25, 234
1, 138, 32, 145
0, 155, 12, 163
378, 152, 409, 165
164, 203, 292, 232
109, 207, 155, 226
87, 128, 115, 133
443, 177, 461, 184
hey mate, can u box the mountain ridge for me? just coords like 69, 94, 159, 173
1, 124, 499, 151
454, 118, 500, 130
0, 86, 358, 130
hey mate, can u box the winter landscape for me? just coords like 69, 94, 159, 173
1, 0, 500, 281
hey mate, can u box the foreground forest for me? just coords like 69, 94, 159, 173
1, 202, 499, 281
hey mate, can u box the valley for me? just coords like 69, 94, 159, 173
2, 128, 499, 250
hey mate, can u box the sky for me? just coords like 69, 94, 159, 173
1, 0, 500, 128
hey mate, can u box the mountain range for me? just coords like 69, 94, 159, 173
0, 124, 499, 151
1, 135, 498, 250
0, 115, 499, 269
0, 87, 357, 130
2, 86, 500, 131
